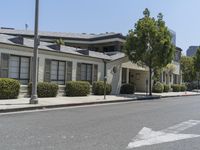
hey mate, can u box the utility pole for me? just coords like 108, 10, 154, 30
30, 0, 39, 104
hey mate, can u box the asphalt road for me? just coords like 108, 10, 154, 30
1, 96, 200, 150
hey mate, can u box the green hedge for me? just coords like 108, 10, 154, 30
171, 84, 181, 92
66, 81, 90, 96
28, 82, 59, 98
92, 81, 112, 95
152, 82, 164, 93
180, 84, 187, 91
120, 84, 135, 94
0, 78, 20, 99
163, 84, 170, 92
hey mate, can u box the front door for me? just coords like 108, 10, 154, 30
129, 70, 134, 84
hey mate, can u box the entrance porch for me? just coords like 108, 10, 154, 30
121, 68, 148, 92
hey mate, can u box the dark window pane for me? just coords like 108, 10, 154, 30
67, 61, 72, 81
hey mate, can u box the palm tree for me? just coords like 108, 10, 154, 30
55, 38, 65, 45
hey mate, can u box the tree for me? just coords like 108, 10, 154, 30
180, 56, 195, 82
194, 47, 200, 88
194, 47, 200, 73
125, 8, 175, 95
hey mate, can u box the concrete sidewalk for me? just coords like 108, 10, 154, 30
0, 91, 199, 113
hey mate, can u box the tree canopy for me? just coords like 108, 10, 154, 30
125, 8, 175, 95
180, 56, 196, 82
194, 47, 200, 72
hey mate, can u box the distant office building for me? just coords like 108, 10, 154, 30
170, 30, 176, 46
186, 46, 199, 57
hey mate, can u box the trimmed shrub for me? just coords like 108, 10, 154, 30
185, 82, 197, 91
163, 84, 170, 92
92, 81, 112, 95
152, 82, 164, 93
66, 81, 90, 96
180, 84, 187, 91
0, 78, 20, 99
28, 82, 58, 98
171, 84, 181, 92
120, 84, 135, 94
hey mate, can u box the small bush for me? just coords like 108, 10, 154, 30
0, 78, 20, 99
28, 82, 59, 98
92, 81, 112, 95
163, 84, 170, 92
171, 84, 181, 92
185, 82, 197, 91
180, 84, 187, 91
152, 82, 164, 93
120, 84, 135, 94
66, 81, 90, 96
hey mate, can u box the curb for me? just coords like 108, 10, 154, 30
161, 93, 200, 98
0, 94, 199, 113
0, 96, 160, 113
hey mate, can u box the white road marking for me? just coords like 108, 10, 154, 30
127, 120, 200, 149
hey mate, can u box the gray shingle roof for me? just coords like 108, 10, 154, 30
0, 28, 124, 40
0, 34, 125, 61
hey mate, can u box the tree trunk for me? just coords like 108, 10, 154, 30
149, 67, 152, 96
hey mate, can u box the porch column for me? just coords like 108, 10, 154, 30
180, 73, 183, 84
171, 74, 174, 85
126, 68, 129, 84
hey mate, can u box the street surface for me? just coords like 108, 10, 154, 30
0, 96, 200, 150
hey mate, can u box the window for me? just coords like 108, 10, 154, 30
0, 53, 9, 78
44, 59, 66, 85
81, 64, 92, 82
0, 54, 30, 84
76, 63, 97, 83
103, 46, 115, 52
173, 74, 178, 84
122, 68, 127, 84
163, 72, 166, 82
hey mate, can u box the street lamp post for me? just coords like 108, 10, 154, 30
30, 0, 40, 104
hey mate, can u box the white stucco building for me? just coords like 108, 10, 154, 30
0, 29, 182, 97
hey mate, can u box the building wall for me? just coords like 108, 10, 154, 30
0, 44, 105, 87
0, 43, 183, 96
107, 57, 149, 94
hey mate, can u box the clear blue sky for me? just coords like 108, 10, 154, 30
0, 0, 200, 54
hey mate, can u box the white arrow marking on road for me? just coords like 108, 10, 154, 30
127, 120, 200, 149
